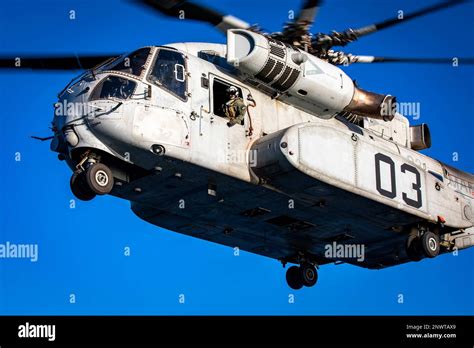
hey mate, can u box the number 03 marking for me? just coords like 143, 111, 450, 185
375, 153, 422, 209
401, 163, 422, 208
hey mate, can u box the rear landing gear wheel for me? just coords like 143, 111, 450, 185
285, 264, 318, 289
70, 172, 96, 201
300, 263, 318, 287
286, 266, 303, 290
85, 163, 114, 195
421, 231, 440, 258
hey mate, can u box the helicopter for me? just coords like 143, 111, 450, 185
1, 0, 473, 290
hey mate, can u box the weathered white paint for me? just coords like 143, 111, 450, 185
52, 43, 473, 252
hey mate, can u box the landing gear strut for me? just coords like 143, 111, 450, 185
285, 263, 318, 290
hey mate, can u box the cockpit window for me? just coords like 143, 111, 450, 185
90, 75, 137, 101
109, 47, 150, 77
147, 49, 187, 100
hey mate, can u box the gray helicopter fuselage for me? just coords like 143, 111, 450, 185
51, 42, 473, 269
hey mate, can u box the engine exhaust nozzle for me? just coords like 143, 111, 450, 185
344, 87, 397, 121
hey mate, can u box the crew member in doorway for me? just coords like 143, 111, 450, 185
224, 86, 247, 127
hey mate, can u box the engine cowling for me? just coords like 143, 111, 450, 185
227, 29, 396, 121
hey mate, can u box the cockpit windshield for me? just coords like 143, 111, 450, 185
90, 75, 137, 101
108, 47, 150, 77
147, 49, 187, 100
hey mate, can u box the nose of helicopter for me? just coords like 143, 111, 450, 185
50, 77, 92, 154
50, 98, 77, 155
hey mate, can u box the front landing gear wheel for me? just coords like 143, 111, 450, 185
85, 163, 114, 195
421, 231, 440, 258
70, 172, 96, 201
286, 266, 303, 290
300, 263, 318, 287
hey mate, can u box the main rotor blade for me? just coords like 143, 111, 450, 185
295, 0, 322, 26
350, 55, 474, 65
351, 0, 467, 38
276, 0, 322, 48
282, 0, 322, 38
136, 0, 251, 33
0, 55, 117, 70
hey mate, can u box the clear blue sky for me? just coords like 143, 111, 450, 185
0, 0, 473, 315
